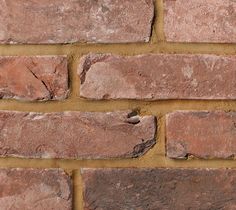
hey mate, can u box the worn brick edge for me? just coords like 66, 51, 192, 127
78, 53, 236, 100
0, 110, 157, 160
165, 110, 236, 160
0, 168, 73, 207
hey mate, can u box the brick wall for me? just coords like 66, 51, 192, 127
0, 0, 235, 209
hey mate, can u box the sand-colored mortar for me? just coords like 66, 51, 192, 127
0, 1, 235, 209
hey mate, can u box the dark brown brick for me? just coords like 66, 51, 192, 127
167, 111, 236, 159
0, 111, 156, 159
79, 53, 236, 100
0, 168, 72, 210
82, 168, 236, 210
0, 56, 68, 101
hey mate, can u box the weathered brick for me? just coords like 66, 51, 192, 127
0, 111, 156, 159
82, 168, 236, 210
164, 0, 236, 43
0, 56, 68, 101
0, 168, 72, 210
166, 111, 236, 159
0, 0, 154, 44
79, 53, 236, 100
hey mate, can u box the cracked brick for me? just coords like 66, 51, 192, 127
0, 56, 69, 101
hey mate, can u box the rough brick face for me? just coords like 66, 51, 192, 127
1, 0, 235, 208
0, 56, 68, 101
0, 0, 154, 44
164, 0, 236, 43
0, 168, 72, 210
79, 53, 236, 100
166, 111, 236, 159
82, 168, 236, 210
0, 111, 156, 159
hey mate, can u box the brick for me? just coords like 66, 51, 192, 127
79, 53, 236, 100
0, 111, 156, 159
166, 111, 236, 159
0, 168, 72, 210
82, 168, 236, 210
164, 0, 236, 43
0, 0, 154, 44
0, 56, 68, 101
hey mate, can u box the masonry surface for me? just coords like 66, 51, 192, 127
0, 0, 235, 210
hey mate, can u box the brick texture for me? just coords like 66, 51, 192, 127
166, 111, 236, 159
164, 0, 236, 43
0, 168, 72, 210
0, 0, 154, 44
0, 56, 68, 101
0, 111, 156, 159
79, 53, 236, 100
82, 168, 236, 210
0, 0, 236, 208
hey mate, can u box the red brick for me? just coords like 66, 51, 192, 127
0, 0, 154, 44
0, 168, 72, 210
79, 53, 236, 100
0, 56, 68, 101
82, 168, 236, 210
166, 111, 236, 159
0, 111, 156, 159
164, 0, 236, 43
